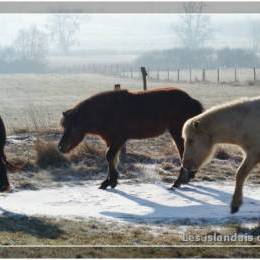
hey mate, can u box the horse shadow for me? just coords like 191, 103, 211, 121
0, 207, 63, 239
100, 183, 260, 225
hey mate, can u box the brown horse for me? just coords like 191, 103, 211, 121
58, 88, 203, 189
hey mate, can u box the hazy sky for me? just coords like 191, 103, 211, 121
0, 14, 259, 51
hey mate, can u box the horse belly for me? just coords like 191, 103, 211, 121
126, 120, 167, 139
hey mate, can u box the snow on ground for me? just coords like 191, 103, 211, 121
0, 181, 260, 225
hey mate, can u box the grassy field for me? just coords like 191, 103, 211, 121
1, 73, 260, 257
1, 73, 260, 132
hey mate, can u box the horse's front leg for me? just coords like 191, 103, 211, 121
231, 153, 258, 214
172, 167, 192, 188
99, 141, 124, 190
170, 128, 188, 188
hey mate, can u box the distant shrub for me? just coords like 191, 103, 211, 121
216, 48, 259, 68
0, 25, 50, 73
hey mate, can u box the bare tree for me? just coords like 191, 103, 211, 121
174, 2, 212, 49
14, 25, 48, 61
46, 15, 81, 54
248, 19, 260, 53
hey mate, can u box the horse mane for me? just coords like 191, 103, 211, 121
203, 97, 254, 115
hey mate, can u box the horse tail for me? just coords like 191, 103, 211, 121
192, 97, 204, 114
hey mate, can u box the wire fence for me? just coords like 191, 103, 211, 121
56, 63, 260, 84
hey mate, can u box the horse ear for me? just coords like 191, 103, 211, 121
192, 121, 199, 129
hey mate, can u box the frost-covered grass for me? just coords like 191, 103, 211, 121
1, 73, 260, 132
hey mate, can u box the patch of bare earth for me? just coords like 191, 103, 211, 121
5, 129, 259, 192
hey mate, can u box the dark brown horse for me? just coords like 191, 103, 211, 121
58, 88, 203, 189
0, 116, 15, 192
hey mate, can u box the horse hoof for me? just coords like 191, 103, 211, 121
99, 181, 109, 190
110, 181, 118, 189
231, 206, 239, 214
181, 175, 191, 184
99, 184, 108, 190
172, 181, 181, 188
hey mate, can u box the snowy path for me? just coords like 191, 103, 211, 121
0, 181, 260, 224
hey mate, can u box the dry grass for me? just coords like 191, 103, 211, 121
69, 139, 105, 163
215, 147, 232, 160
35, 138, 70, 169
0, 215, 259, 257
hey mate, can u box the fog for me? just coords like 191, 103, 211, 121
0, 14, 259, 52
0, 13, 260, 72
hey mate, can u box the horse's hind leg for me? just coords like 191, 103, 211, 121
169, 128, 184, 159
99, 141, 125, 190
231, 153, 258, 214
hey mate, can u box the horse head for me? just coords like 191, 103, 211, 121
182, 119, 214, 174
58, 109, 85, 153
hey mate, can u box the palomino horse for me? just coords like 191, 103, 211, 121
180, 96, 260, 213
58, 88, 203, 189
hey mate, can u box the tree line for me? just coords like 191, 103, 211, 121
136, 48, 260, 70
0, 15, 81, 73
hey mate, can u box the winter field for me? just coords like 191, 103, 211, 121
2, 73, 260, 257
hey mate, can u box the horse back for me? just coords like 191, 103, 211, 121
74, 88, 203, 141
118, 88, 202, 120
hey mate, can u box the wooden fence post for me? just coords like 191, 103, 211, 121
254, 67, 256, 81
157, 69, 160, 80
217, 68, 220, 83
167, 68, 170, 81
141, 67, 148, 91
202, 68, 206, 81
114, 84, 121, 90
189, 67, 192, 83
177, 69, 180, 82
114, 84, 126, 161
234, 67, 237, 81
